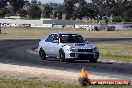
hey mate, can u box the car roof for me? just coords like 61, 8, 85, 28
51, 32, 79, 35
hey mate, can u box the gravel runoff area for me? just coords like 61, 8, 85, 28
0, 63, 127, 84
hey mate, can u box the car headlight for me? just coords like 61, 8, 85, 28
94, 47, 99, 52
67, 47, 77, 52
70, 48, 76, 52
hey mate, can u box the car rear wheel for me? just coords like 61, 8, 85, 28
39, 49, 47, 60
59, 49, 65, 62
89, 59, 97, 63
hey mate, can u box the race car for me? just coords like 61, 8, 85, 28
38, 32, 99, 63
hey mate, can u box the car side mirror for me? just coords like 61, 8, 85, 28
53, 40, 59, 43
85, 39, 89, 44
86, 41, 89, 44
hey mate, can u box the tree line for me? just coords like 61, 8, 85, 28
0, 0, 132, 22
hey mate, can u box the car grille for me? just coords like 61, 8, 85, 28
78, 49, 93, 52
78, 54, 94, 59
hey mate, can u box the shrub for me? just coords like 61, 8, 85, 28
112, 16, 122, 23
123, 17, 132, 22
5, 13, 16, 17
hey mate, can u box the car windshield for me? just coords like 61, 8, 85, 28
59, 34, 85, 43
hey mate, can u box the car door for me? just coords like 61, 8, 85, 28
50, 34, 60, 57
43, 34, 54, 56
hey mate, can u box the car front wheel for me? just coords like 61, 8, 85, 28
39, 49, 47, 60
59, 49, 65, 62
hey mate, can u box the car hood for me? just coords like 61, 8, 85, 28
63, 43, 96, 49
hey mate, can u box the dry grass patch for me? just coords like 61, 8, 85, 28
0, 27, 132, 39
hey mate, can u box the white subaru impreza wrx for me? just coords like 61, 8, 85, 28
38, 32, 99, 63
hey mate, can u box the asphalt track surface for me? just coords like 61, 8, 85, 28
0, 38, 132, 79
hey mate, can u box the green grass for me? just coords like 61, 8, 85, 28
95, 43, 132, 63
0, 78, 131, 88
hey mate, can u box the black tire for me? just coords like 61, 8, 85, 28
89, 59, 97, 63
39, 49, 47, 60
59, 49, 65, 62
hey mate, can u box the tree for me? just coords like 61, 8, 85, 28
9, 0, 26, 13
27, 0, 42, 19
43, 4, 53, 18
53, 11, 58, 18
64, 0, 90, 20
2, 7, 11, 16
31, 0, 37, 4
92, 0, 132, 21
73, 0, 88, 20
64, 0, 75, 20
24, 0, 30, 5
57, 11, 62, 20
0, 0, 10, 8
19, 9, 27, 17
48, 3, 64, 19
87, 2, 99, 20
0, 0, 10, 17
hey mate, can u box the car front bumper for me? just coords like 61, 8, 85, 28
65, 52, 99, 60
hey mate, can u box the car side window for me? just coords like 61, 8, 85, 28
45, 35, 53, 42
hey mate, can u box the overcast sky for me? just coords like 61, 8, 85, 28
29, 0, 91, 4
